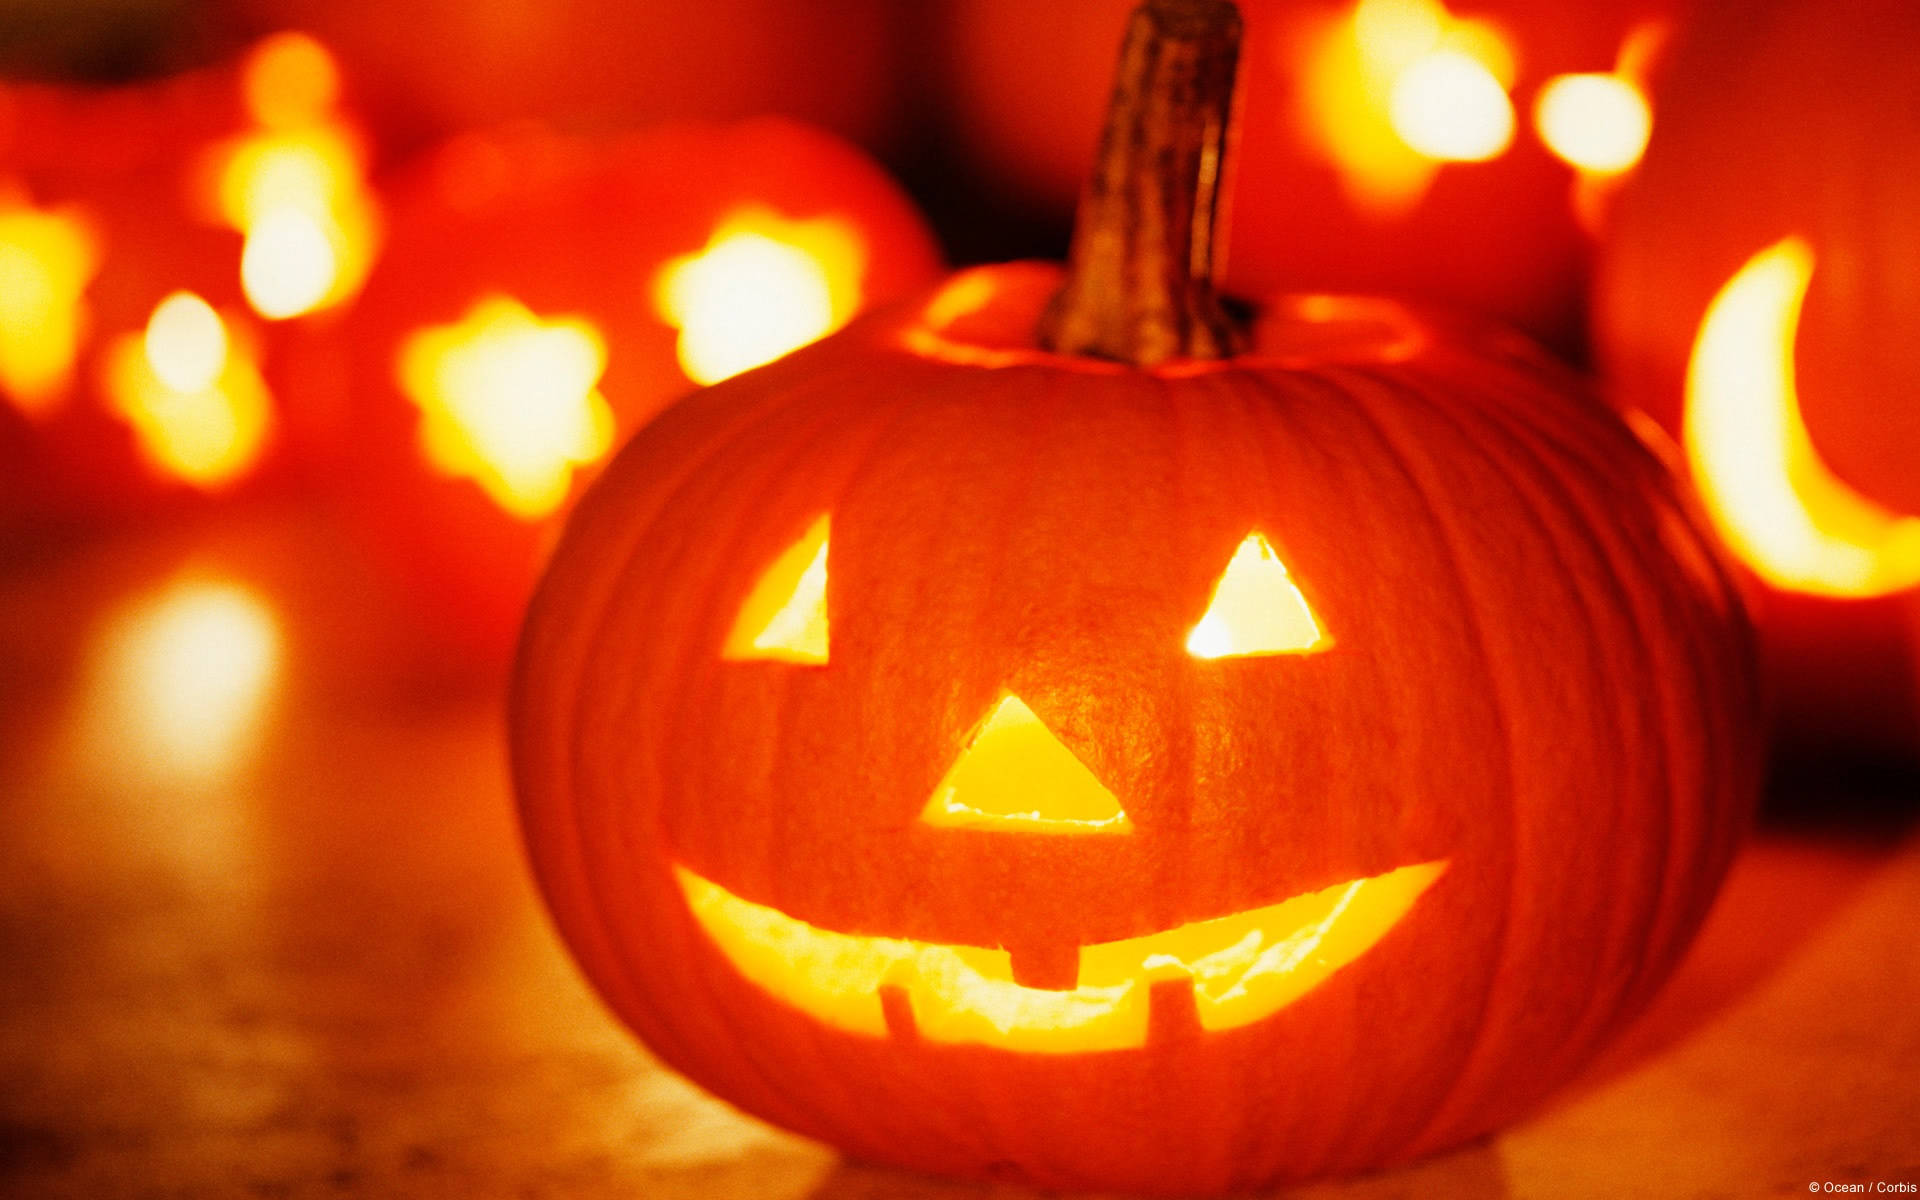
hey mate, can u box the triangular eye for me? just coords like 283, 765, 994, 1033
919, 693, 1131, 834
723, 515, 830, 664
1185, 532, 1331, 659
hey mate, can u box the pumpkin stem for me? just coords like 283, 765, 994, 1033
1039, 0, 1246, 365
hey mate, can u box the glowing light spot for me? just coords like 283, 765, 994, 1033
104, 295, 272, 488
1300, 0, 1517, 214
240, 207, 339, 320
397, 295, 614, 520
0, 191, 100, 415
1685, 238, 1920, 597
1187, 533, 1330, 658
204, 40, 380, 320
88, 577, 281, 781
1535, 73, 1651, 174
1560, 21, 1669, 235
1354, 0, 1441, 61
920, 269, 1000, 333
1389, 50, 1516, 162
655, 207, 867, 386
920, 694, 1131, 834
676, 860, 1445, 1052
145, 292, 227, 394
723, 515, 831, 664
242, 31, 340, 129
215, 137, 375, 319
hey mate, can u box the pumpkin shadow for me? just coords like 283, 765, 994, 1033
804, 1138, 1512, 1200
1564, 823, 1910, 1095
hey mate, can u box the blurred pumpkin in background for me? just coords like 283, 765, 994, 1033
229, 0, 913, 152
1594, 0, 1920, 757
941, 0, 1675, 350
319, 117, 942, 668
0, 32, 378, 520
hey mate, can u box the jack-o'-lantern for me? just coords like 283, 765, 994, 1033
0, 33, 377, 520
943, 0, 1675, 349
326, 118, 940, 665
1594, 0, 1920, 755
514, 4, 1757, 1189
229, 0, 911, 150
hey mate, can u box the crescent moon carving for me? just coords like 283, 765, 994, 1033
1683, 236, 1920, 597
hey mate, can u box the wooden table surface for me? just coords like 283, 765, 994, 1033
2, 506, 1916, 1199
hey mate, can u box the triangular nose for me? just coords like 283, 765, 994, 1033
919, 693, 1131, 834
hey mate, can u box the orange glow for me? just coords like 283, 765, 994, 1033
397, 295, 614, 520
84, 576, 281, 782
1187, 533, 1331, 658
920, 269, 1000, 332
104, 293, 273, 488
0, 190, 100, 415
654, 206, 867, 386
1534, 74, 1651, 174
723, 515, 831, 663
676, 859, 1446, 1052
920, 694, 1132, 834
207, 36, 379, 320
242, 31, 340, 129
1685, 239, 1920, 598
216, 131, 378, 319
1300, 0, 1517, 214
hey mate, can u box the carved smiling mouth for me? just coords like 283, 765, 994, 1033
676, 860, 1447, 1053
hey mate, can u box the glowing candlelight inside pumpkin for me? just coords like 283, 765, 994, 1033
676, 858, 1446, 1052
1684, 237, 1920, 597
103, 292, 273, 488
1301, 0, 1517, 215
654, 206, 866, 386
396, 295, 614, 520
207, 33, 380, 320
0, 190, 100, 415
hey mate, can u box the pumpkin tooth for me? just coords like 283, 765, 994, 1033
1005, 940, 1081, 991
1146, 977, 1205, 1046
878, 984, 920, 1042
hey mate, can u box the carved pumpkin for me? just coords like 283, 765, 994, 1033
943, 0, 1673, 348
325, 118, 941, 664
0, 33, 377, 519
514, 4, 1757, 1189
1593, 0, 1920, 753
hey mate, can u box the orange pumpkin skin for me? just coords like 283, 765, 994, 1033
512, 263, 1759, 1191
1593, 0, 1920, 754
326, 119, 942, 666
944, 0, 1672, 349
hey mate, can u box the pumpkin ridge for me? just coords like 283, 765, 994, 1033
1458, 364, 1749, 1058
571, 359, 887, 1136
514, 371, 809, 1068
656, 363, 936, 1137
1440, 355, 1759, 1018
1313, 365, 1525, 1171
1405, 364, 1676, 1105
